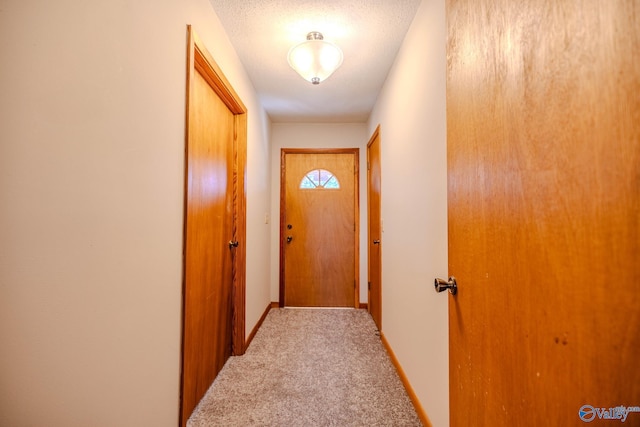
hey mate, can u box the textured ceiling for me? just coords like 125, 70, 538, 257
209, 0, 422, 123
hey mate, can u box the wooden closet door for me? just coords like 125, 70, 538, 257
446, 1, 640, 425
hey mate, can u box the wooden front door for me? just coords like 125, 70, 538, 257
367, 127, 382, 330
446, 1, 639, 426
180, 28, 247, 427
281, 150, 358, 307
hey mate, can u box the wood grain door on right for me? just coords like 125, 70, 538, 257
367, 127, 382, 330
446, 1, 639, 426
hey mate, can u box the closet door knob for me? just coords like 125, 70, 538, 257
434, 276, 457, 295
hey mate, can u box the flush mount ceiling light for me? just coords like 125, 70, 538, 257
287, 31, 344, 85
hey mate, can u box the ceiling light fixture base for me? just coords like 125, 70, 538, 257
307, 31, 323, 41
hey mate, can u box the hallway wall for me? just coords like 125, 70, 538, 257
367, 0, 449, 425
269, 123, 369, 304
0, 1, 271, 426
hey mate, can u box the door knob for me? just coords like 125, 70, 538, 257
434, 276, 457, 295
228, 240, 239, 249
373, 239, 380, 244
286, 236, 293, 243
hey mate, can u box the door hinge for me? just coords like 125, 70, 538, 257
368, 281, 371, 290
367, 161, 370, 170
354, 280, 357, 289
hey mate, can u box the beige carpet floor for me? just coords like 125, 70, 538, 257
187, 308, 422, 426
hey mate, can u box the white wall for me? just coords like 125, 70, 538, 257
367, 0, 449, 425
269, 123, 368, 303
0, 1, 271, 426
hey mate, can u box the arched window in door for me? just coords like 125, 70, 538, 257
299, 169, 340, 189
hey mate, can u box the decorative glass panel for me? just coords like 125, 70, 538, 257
299, 169, 340, 189
324, 176, 339, 189
300, 176, 317, 189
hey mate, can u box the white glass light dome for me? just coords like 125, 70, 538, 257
287, 32, 343, 85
